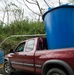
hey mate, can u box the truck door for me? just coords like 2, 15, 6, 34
23, 39, 36, 72
11, 42, 25, 69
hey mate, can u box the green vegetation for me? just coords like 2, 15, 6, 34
0, 20, 45, 54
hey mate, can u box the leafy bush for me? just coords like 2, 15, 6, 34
0, 20, 45, 55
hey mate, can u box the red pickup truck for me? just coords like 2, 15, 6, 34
4, 37, 74, 75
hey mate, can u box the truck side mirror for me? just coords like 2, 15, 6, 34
9, 49, 14, 53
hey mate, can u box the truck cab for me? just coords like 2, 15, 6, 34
4, 37, 47, 74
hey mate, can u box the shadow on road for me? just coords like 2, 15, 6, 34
0, 68, 34, 75
10, 71, 26, 75
0, 68, 24, 75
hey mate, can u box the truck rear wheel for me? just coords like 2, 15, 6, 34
46, 68, 66, 75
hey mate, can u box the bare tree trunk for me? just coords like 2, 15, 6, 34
22, 0, 41, 16
16, 0, 52, 21
43, 0, 50, 7
59, 0, 61, 5
7, 8, 9, 25
22, 9, 24, 20
3, 0, 10, 25
36, 0, 42, 16
2, 11, 6, 24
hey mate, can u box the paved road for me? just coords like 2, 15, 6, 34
0, 63, 34, 75
0, 68, 4, 75
0, 68, 33, 75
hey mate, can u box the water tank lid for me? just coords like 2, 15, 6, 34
42, 4, 74, 20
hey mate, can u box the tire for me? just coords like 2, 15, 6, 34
3, 61, 13, 75
46, 68, 67, 75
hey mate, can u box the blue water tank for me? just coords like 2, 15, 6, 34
0, 49, 4, 64
43, 5, 74, 49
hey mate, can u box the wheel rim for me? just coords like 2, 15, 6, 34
51, 73, 60, 75
5, 62, 10, 73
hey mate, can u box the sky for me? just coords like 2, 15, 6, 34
0, 0, 69, 24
